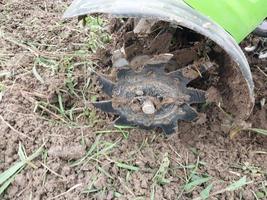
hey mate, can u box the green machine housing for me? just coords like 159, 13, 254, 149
186, 0, 267, 42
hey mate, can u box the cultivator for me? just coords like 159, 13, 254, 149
94, 61, 214, 134
64, 0, 267, 134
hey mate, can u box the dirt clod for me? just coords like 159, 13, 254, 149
48, 145, 86, 160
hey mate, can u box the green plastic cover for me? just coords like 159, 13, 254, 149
185, 0, 267, 42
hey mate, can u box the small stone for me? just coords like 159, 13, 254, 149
135, 90, 144, 96
112, 49, 129, 68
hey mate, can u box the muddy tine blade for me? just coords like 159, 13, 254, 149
169, 61, 214, 84
183, 61, 214, 76
93, 100, 117, 113
177, 104, 198, 121
160, 123, 178, 135
197, 61, 214, 74
167, 69, 190, 84
114, 117, 134, 126
98, 76, 115, 97
186, 89, 206, 104
117, 68, 138, 79
143, 63, 166, 74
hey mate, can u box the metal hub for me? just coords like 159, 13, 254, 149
94, 62, 214, 134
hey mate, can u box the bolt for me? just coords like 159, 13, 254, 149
142, 99, 156, 115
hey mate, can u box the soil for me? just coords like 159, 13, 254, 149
0, 1, 267, 200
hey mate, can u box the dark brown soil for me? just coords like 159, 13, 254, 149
0, 1, 266, 200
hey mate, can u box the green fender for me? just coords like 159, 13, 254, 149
185, 0, 267, 43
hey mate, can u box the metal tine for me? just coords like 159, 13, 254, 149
186, 88, 206, 104
114, 117, 134, 126
117, 67, 136, 79
177, 104, 198, 121
160, 123, 178, 135
98, 75, 115, 97
167, 69, 187, 83
168, 61, 214, 84
117, 64, 166, 80
142, 63, 166, 74
93, 100, 118, 113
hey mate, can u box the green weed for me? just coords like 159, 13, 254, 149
254, 182, 267, 199
192, 176, 252, 200
71, 135, 118, 167
82, 175, 100, 195
0, 83, 5, 93
246, 128, 267, 136
231, 127, 267, 138
231, 162, 265, 176
85, 16, 112, 53
0, 83, 5, 102
153, 153, 170, 185
184, 160, 212, 199
0, 144, 44, 196
96, 125, 134, 139
116, 162, 139, 172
